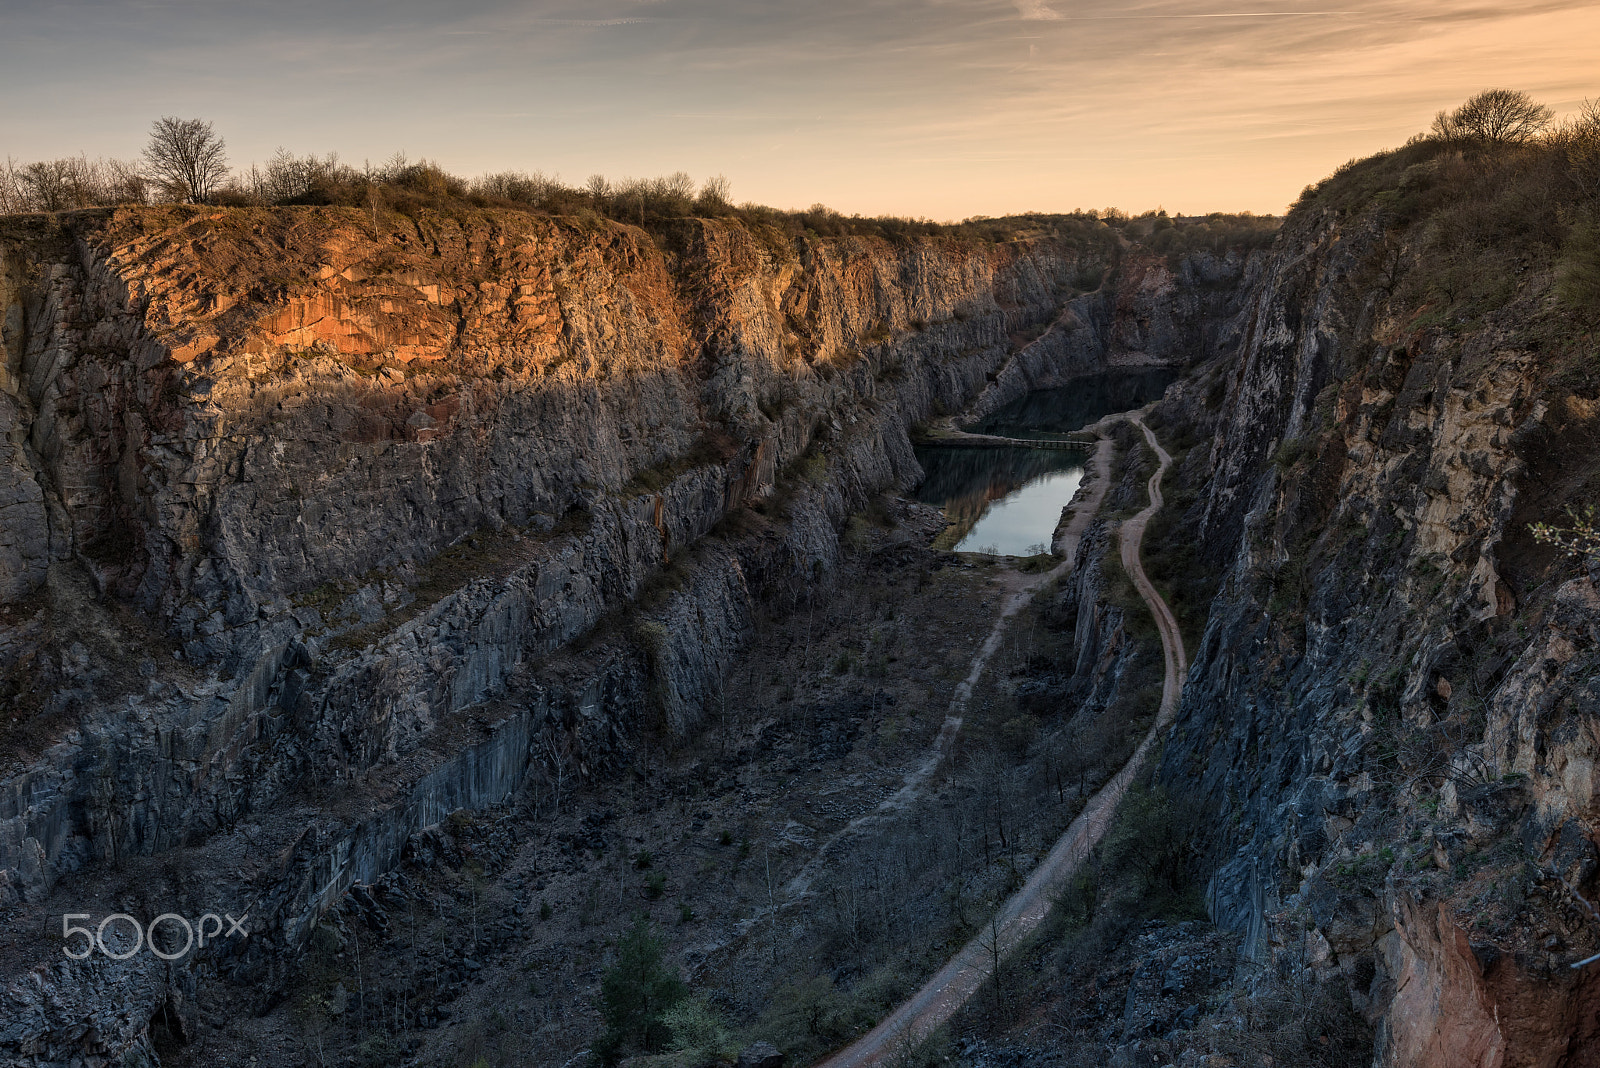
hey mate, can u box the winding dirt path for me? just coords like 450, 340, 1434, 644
813, 416, 1187, 1068
779, 436, 1116, 905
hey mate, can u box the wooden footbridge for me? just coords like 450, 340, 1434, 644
913, 429, 1094, 452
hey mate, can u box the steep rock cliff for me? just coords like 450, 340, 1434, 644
0, 205, 1270, 1065
1153, 149, 1600, 1067
0, 206, 1058, 900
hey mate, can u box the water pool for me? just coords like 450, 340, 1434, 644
914, 369, 1176, 556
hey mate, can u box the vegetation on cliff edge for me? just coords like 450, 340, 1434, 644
3, 119, 1279, 255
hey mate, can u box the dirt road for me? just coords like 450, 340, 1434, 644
813, 416, 1187, 1068
778, 435, 1117, 906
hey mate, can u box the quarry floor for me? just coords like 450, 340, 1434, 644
171, 494, 1124, 1068
816, 417, 1186, 1068
151, 418, 1271, 1068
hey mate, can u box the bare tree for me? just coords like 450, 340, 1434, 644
0, 159, 22, 214
143, 116, 229, 203
1431, 89, 1554, 146
16, 160, 79, 212
537, 728, 576, 814
695, 174, 732, 214
1554, 98, 1600, 197
1, 156, 145, 213
980, 908, 1007, 1014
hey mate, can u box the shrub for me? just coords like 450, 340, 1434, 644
0, 155, 147, 213
595, 916, 687, 1064
1531, 504, 1600, 569
1097, 785, 1202, 919
1272, 436, 1311, 470
1209, 957, 1375, 1068
663, 998, 735, 1060
1556, 215, 1600, 325
1553, 98, 1600, 197
1040, 783, 1203, 973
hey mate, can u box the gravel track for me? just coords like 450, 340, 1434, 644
813, 415, 1187, 1068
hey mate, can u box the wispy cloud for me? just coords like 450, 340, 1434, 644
1035, 9, 1359, 18
524, 17, 654, 25
1014, 0, 1062, 19
1, 0, 1597, 217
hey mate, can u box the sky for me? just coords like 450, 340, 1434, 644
2, 0, 1598, 219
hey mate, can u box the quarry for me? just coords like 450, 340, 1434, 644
3, 119, 1600, 1068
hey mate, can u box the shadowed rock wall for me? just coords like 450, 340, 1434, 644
1154, 198, 1600, 1066
0, 204, 1271, 1065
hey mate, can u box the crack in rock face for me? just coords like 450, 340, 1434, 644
4, 179, 1594, 1068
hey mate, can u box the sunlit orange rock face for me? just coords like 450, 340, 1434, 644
1382, 894, 1600, 1068
1, 205, 740, 615
2, 203, 1088, 633
100, 206, 669, 372
7, 201, 1295, 1067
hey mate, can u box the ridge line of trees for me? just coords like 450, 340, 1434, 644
1301, 88, 1600, 208
1292, 88, 1600, 329
0, 123, 1279, 252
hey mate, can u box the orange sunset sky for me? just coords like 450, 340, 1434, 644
3, 0, 1597, 218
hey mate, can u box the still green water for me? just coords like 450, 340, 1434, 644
914, 369, 1176, 555
973, 368, 1177, 440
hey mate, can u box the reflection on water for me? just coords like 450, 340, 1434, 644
916, 369, 1177, 556
973, 368, 1178, 441
955, 468, 1083, 555
913, 446, 1084, 555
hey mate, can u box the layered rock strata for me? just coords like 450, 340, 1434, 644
1153, 199, 1600, 1065
0, 206, 1256, 1064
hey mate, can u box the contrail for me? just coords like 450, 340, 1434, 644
527, 17, 654, 26
1049, 10, 1358, 17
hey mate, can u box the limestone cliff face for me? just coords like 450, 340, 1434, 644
2, 204, 1229, 1064
1154, 193, 1600, 1065
2, 208, 1091, 637
0, 199, 1284, 1064
0, 206, 1101, 898
965, 249, 1262, 424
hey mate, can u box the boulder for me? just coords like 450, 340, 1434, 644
736, 1041, 784, 1068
